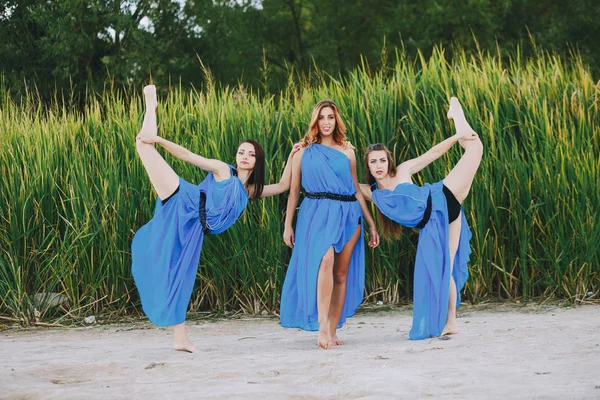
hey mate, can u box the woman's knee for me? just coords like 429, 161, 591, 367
320, 249, 335, 270
467, 137, 483, 154
333, 268, 348, 285
135, 136, 150, 152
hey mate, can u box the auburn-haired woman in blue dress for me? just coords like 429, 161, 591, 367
359, 97, 482, 340
132, 85, 300, 352
281, 100, 380, 350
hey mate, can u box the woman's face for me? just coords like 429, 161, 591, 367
367, 150, 389, 180
236, 142, 256, 171
317, 106, 336, 137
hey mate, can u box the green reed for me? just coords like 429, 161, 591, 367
1, 46, 598, 323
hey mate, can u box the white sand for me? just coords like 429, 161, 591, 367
1, 303, 599, 399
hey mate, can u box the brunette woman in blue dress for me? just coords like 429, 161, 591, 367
132, 85, 301, 352
360, 97, 482, 339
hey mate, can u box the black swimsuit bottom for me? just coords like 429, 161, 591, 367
161, 186, 180, 205
442, 185, 461, 224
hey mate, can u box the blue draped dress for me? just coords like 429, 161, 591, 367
132, 166, 248, 326
371, 180, 472, 339
280, 144, 365, 331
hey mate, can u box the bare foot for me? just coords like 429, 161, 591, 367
136, 85, 159, 144
446, 96, 463, 121
174, 339, 198, 353
143, 85, 157, 109
441, 323, 458, 337
317, 327, 332, 350
328, 321, 344, 346
173, 323, 197, 353
331, 334, 344, 346
447, 97, 477, 139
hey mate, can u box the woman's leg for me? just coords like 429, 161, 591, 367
440, 97, 483, 336
135, 85, 179, 201
443, 97, 483, 204
136, 86, 194, 352
328, 225, 362, 346
317, 247, 335, 350
442, 214, 461, 336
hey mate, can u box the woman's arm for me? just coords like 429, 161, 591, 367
359, 183, 373, 202
348, 150, 379, 248
399, 134, 460, 175
399, 130, 477, 175
260, 143, 302, 198
141, 135, 230, 180
283, 148, 304, 248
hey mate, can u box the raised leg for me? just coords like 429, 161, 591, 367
135, 85, 179, 201
137, 86, 191, 352
443, 97, 483, 203
440, 97, 482, 336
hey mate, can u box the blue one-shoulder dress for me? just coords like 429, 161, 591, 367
132, 166, 248, 326
280, 144, 365, 331
371, 180, 472, 339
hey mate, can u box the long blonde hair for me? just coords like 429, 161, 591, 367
302, 100, 347, 146
364, 143, 403, 241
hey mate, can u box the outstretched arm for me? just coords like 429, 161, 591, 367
140, 136, 230, 180
399, 130, 477, 175
348, 150, 379, 248
260, 143, 302, 198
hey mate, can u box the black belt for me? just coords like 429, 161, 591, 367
199, 192, 209, 233
305, 192, 357, 202
415, 194, 432, 229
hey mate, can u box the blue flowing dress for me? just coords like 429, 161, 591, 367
371, 180, 472, 340
280, 144, 365, 331
132, 166, 248, 326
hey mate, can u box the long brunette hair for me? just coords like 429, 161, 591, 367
364, 143, 403, 240
239, 139, 265, 200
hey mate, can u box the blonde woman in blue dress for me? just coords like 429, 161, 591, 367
280, 100, 380, 350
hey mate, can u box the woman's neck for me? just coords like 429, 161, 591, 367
376, 175, 395, 190
236, 168, 251, 186
319, 135, 336, 147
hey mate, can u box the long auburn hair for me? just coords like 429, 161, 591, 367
364, 143, 403, 240
302, 100, 348, 146
239, 139, 265, 200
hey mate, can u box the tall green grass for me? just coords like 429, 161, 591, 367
1, 46, 598, 323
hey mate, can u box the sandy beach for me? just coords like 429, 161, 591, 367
1, 303, 599, 400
